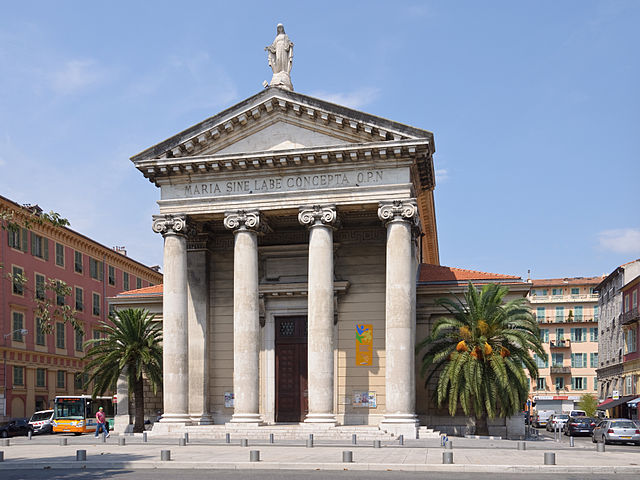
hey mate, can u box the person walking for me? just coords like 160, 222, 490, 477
94, 406, 110, 438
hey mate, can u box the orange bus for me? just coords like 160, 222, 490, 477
52, 395, 116, 435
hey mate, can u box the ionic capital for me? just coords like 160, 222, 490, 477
377, 200, 418, 226
224, 210, 266, 233
298, 205, 338, 229
152, 214, 187, 237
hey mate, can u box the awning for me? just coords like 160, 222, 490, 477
627, 396, 640, 407
597, 395, 639, 410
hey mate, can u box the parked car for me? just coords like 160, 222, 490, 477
592, 419, 640, 445
533, 410, 554, 428
563, 416, 597, 436
0, 418, 34, 438
29, 410, 55, 435
546, 413, 570, 432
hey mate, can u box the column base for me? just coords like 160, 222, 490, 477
159, 413, 192, 423
380, 414, 419, 438
113, 415, 133, 434
189, 413, 214, 425
229, 413, 263, 424
304, 413, 337, 425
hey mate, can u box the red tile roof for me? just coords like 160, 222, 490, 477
418, 264, 522, 284
117, 284, 163, 296
530, 276, 604, 287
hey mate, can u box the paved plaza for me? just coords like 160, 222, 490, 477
1, 433, 639, 474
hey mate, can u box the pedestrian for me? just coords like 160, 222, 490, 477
94, 406, 110, 438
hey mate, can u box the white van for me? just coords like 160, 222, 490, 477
532, 410, 555, 428
28, 410, 55, 435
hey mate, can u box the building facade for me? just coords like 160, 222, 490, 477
525, 277, 602, 411
622, 275, 640, 408
0, 195, 163, 420
596, 259, 640, 402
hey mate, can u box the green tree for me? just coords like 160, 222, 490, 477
83, 308, 163, 433
417, 282, 544, 436
578, 393, 598, 417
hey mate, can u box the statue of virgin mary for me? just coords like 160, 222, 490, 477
265, 24, 294, 90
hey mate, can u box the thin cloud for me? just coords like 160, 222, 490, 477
308, 87, 381, 109
597, 228, 640, 254
50, 59, 107, 95
435, 169, 448, 183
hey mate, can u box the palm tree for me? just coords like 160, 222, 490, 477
83, 308, 162, 433
417, 282, 544, 436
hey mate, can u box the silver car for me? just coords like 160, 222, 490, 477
592, 419, 640, 445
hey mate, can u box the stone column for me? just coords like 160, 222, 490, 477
224, 210, 263, 424
187, 227, 213, 424
378, 200, 419, 436
113, 368, 132, 433
299, 205, 338, 425
152, 214, 190, 424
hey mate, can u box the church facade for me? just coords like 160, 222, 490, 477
129, 83, 439, 437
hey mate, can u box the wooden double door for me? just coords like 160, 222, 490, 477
275, 316, 308, 422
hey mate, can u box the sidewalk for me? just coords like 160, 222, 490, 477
1, 434, 640, 473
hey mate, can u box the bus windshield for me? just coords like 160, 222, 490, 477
54, 397, 85, 419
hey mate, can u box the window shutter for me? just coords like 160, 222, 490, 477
571, 378, 575, 390
44, 238, 49, 261
570, 328, 575, 342
571, 354, 575, 368
99, 262, 104, 281
21, 228, 28, 252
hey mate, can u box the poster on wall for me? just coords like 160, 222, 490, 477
353, 391, 377, 408
355, 324, 373, 366
224, 392, 234, 408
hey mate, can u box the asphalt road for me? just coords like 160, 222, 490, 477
1, 471, 640, 480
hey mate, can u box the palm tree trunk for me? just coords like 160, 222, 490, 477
475, 414, 489, 436
133, 377, 145, 433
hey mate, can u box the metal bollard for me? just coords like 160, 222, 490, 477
517, 441, 526, 451
241, 438, 248, 447
119, 437, 126, 446
352, 434, 357, 445
597, 442, 605, 452
569, 436, 574, 447
307, 434, 313, 448
398, 434, 404, 445
0, 451, 3, 462
161, 450, 171, 461
178, 438, 186, 447
225, 433, 230, 444
184, 432, 189, 444
1, 439, 9, 447
445, 440, 453, 450
373, 439, 381, 448
101, 433, 106, 443
28, 430, 32, 440
342, 451, 353, 463
544, 452, 556, 465
59, 438, 68, 446
143, 432, 148, 443
250, 450, 260, 462
442, 451, 454, 464
269, 433, 274, 444
76, 450, 87, 461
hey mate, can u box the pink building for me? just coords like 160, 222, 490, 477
526, 276, 603, 412
1, 195, 162, 420
622, 275, 640, 401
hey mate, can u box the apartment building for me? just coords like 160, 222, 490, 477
622, 275, 640, 406
527, 276, 603, 412
1, 194, 163, 420
596, 259, 640, 402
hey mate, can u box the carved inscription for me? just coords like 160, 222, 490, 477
168, 169, 396, 199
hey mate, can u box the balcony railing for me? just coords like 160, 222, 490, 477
622, 307, 639, 326
549, 339, 571, 348
535, 316, 598, 324
550, 366, 571, 374
528, 294, 599, 304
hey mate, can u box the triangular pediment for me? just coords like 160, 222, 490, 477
131, 88, 434, 164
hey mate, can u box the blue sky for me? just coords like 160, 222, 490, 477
1, 1, 638, 279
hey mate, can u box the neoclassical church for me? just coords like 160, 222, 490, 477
114, 27, 528, 439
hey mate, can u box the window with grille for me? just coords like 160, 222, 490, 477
13, 366, 24, 386
36, 368, 46, 387
74, 251, 83, 273
57, 370, 65, 388
56, 322, 65, 349
55, 243, 65, 267
12, 312, 25, 341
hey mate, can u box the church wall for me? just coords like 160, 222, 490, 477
208, 248, 235, 422
335, 236, 387, 425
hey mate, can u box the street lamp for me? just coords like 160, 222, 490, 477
2, 329, 28, 418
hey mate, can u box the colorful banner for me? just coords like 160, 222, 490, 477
355, 324, 373, 366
